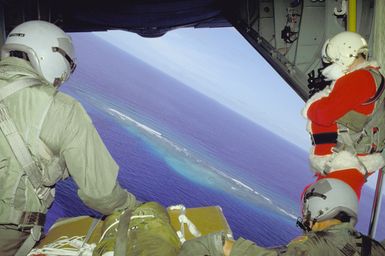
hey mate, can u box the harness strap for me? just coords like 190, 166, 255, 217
15, 225, 42, 256
354, 232, 385, 256
0, 78, 40, 101
361, 235, 372, 256
0, 78, 54, 207
0, 78, 51, 255
363, 73, 385, 105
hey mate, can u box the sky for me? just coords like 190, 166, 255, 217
93, 27, 379, 188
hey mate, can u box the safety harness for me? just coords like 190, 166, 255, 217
0, 78, 55, 256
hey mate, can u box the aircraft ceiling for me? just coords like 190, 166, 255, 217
0, 0, 376, 101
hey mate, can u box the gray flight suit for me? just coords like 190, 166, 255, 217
179, 223, 385, 256
0, 57, 137, 255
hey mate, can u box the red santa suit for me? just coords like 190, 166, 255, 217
303, 61, 385, 199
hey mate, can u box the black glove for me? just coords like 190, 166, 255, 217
307, 68, 332, 98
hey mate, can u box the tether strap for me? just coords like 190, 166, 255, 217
361, 235, 372, 256
114, 210, 132, 256
82, 217, 102, 247
311, 132, 338, 145
360, 234, 385, 256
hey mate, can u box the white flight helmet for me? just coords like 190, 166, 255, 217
1, 20, 76, 86
321, 31, 368, 68
301, 178, 358, 229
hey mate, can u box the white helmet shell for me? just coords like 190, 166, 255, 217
302, 178, 358, 225
322, 31, 368, 68
1, 20, 76, 86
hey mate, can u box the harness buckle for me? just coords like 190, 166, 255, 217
35, 186, 50, 200
35, 186, 55, 208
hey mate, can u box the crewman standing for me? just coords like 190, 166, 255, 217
303, 31, 385, 199
0, 20, 139, 255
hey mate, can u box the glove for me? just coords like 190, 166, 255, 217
178, 232, 225, 256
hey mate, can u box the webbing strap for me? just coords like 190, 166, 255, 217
15, 225, 42, 256
82, 217, 101, 247
363, 72, 385, 105
114, 210, 132, 256
0, 103, 53, 204
361, 235, 372, 256
0, 78, 40, 101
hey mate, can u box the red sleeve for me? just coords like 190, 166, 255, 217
307, 69, 376, 126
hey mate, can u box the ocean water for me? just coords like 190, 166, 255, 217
45, 32, 385, 246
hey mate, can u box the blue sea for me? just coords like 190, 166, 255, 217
46, 33, 385, 246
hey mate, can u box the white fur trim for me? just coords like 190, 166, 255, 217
322, 63, 347, 81
309, 150, 385, 175
309, 153, 332, 173
359, 153, 385, 172
349, 60, 379, 73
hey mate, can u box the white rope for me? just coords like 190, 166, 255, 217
168, 204, 201, 244
178, 214, 201, 237
98, 219, 119, 243
130, 214, 155, 220
27, 236, 96, 256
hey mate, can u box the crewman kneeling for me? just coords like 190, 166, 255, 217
178, 178, 385, 256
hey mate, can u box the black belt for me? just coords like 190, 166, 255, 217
311, 132, 338, 145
